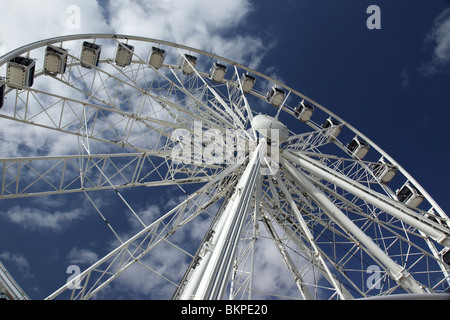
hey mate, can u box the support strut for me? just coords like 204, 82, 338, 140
280, 153, 426, 294
178, 140, 266, 300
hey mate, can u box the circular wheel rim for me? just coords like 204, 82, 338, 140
0, 34, 449, 300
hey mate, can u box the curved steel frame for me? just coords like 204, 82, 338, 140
0, 34, 449, 300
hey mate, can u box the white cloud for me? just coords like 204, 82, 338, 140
0, 117, 78, 157
127, 203, 161, 230
0, 0, 271, 158
105, 0, 267, 68
110, 244, 189, 299
421, 8, 450, 75
66, 247, 99, 265
89, 239, 189, 299
0, 1, 110, 57
251, 235, 305, 299
0, 0, 268, 69
1, 206, 87, 232
0, 251, 33, 278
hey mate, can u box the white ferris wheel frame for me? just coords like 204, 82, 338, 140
0, 34, 449, 300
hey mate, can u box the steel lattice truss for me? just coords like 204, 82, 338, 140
0, 35, 449, 300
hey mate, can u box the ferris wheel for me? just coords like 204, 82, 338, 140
0, 34, 449, 300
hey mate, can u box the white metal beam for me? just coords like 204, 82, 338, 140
179, 140, 265, 300
282, 150, 450, 248
0, 260, 29, 300
272, 172, 350, 299
280, 155, 427, 294
259, 208, 315, 300
46, 162, 240, 300
261, 201, 358, 299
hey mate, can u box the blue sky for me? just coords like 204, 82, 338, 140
251, 0, 450, 213
0, 0, 449, 300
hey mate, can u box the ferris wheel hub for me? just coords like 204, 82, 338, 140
252, 114, 289, 143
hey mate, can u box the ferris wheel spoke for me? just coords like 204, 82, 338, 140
228, 174, 355, 300
260, 202, 360, 299
283, 150, 450, 247
257, 208, 314, 300
168, 68, 237, 131
269, 179, 438, 297
0, 85, 196, 155
281, 155, 434, 294
123, 44, 234, 130
36, 49, 229, 145
0, 151, 227, 199
177, 51, 249, 134
289, 168, 446, 264
285, 124, 344, 152
223, 67, 254, 131
282, 165, 447, 294
50, 74, 186, 136
174, 140, 265, 300
46, 161, 241, 300
271, 172, 351, 299
294, 151, 396, 191
99, 51, 201, 129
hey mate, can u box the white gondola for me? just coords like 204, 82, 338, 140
294, 100, 314, 122
44, 46, 68, 75
115, 42, 134, 67
180, 54, 197, 75
149, 46, 166, 69
321, 118, 341, 141
347, 136, 370, 159
266, 87, 285, 107
209, 62, 227, 83
6, 56, 35, 88
372, 157, 397, 184
81, 41, 102, 69
396, 182, 424, 208
239, 73, 255, 94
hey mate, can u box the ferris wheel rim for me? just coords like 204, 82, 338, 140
0, 34, 449, 299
